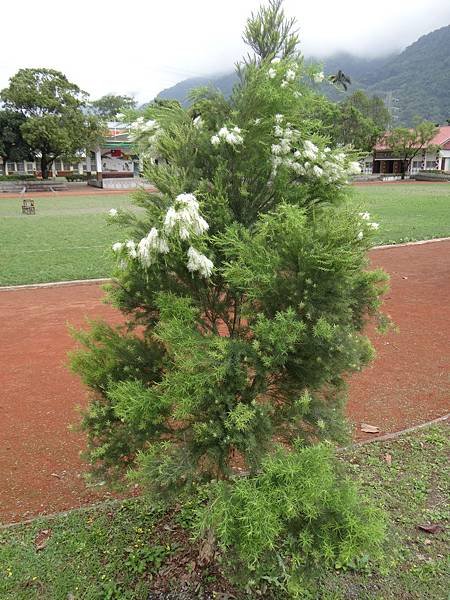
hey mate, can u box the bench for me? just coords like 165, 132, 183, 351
22, 198, 36, 215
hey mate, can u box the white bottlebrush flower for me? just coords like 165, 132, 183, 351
187, 246, 214, 278
285, 68, 296, 81
281, 80, 289, 88
157, 237, 170, 253
275, 113, 284, 123
359, 212, 371, 221
177, 193, 199, 209
164, 207, 179, 232
304, 140, 319, 155
164, 193, 209, 239
268, 68, 277, 79
143, 119, 159, 131
357, 231, 364, 240
225, 131, 243, 145
254, 118, 261, 125
274, 125, 284, 137
214, 125, 243, 146
125, 240, 137, 258
271, 57, 281, 64
313, 71, 325, 83
303, 148, 318, 161
313, 165, 324, 177
179, 226, 190, 240
293, 91, 302, 98
218, 126, 229, 138
370, 222, 380, 230
137, 236, 153, 267
271, 144, 282, 156
109, 208, 118, 217
112, 242, 123, 253
193, 115, 203, 129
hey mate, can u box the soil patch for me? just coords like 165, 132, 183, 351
1, 241, 449, 523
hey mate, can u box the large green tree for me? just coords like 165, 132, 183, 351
1, 68, 103, 178
327, 91, 391, 152
0, 110, 34, 174
91, 94, 137, 119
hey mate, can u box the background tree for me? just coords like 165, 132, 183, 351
0, 110, 34, 174
385, 119, 438, 178
91, 94, 137, 119
1, 68, 103, 178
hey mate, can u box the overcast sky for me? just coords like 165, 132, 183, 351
1, 0, 449, 102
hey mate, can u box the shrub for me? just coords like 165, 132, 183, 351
196, 442, 385, 595
0, 174, 36, 181
70, 0, 388, 589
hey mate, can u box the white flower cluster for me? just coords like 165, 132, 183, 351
267, 59, 299, 88
358, 211, 379, 231
211, 125, 244, 147
109, 208, 118, 217
164, 193, 209, 240
269, 115, 363, 185
187, 246, 214, 278
193, 115, 204, 129
137, 227, 170, 266
111, 193, 213, 278
313, 71, 325, 83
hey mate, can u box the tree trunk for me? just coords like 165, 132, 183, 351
401, 159, 406, 180
41, 156, 50, 180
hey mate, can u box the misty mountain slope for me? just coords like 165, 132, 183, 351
157, 25, 450, 125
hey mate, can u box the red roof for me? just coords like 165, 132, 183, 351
374, 125, 450, 151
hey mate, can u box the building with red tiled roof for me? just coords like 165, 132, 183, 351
368, 124, 450, 176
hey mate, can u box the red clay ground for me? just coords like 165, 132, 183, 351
1, 241, 449, 523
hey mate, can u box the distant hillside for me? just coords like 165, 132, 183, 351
157, 25, 450, 125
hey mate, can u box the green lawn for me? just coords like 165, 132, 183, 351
0, 184, 449, 286
1, 424, 448, 599
0, 194, 132, 286
352, 183, 450, 245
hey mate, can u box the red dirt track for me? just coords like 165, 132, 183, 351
1, 241, 449, 523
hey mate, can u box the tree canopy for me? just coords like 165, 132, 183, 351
91, 94, 137, 119
1, 68, 103, 178
0, 110, 34, 169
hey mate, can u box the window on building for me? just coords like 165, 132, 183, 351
425, 160, 436, 169
6, 162, 16, 172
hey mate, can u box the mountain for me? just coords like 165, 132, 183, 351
156, 25, 450, 125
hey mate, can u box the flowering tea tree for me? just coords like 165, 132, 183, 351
71, 0, 388, 585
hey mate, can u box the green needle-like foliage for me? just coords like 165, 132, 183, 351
70, 1, 388, 590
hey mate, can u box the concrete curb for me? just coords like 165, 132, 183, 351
1, 413, 447, 530
372, 236, 450, 250
0, 278, 111, 292
1, 237, 449, 292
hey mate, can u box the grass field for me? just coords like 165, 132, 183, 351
1, 424, 448, 599
0, 183, 449, 286
0, 195, 131, 286
353, 183, 450, 245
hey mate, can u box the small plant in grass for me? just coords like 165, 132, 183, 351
70, 0, 388, 592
